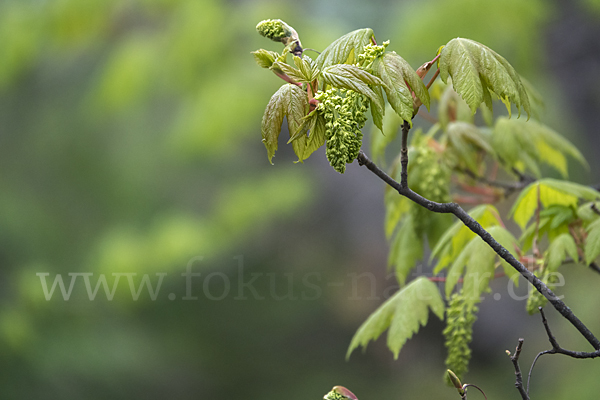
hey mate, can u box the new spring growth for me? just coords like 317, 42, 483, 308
324, 386, 359, 400
256, 19, 302, 56
315, 89, 368, 173
447, 370, 465, 396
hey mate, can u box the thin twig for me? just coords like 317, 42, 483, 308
459, 169, 532, 197
526, 308, 600, 394
508, 339, 529, 400
463, 383, 487, 400
356, 150, 600, 351
527, 350, 552, 395
416, 109, 438, 124
539, 308, 561, 349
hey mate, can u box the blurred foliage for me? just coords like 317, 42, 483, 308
0, 0, 320, 398
0, 0, 599, 399
391, 0, 550, 72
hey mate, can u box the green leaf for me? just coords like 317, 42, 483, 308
302, 110, 327, 161
273, 55, 320, 84
445, 122, 494, 172
546, 233, 579, 272
324, 63, 384, 86
520, 76, 545, 120
295, 55, 320, 82
373, 52, 430, 126
439, 38, 530, 117
492, 115, 587, 179
510, 179, 600, 229
316, 28, 374, 69
347, 277, 444, 360
585, 219, 600, 265
578, 202, 600, 222
445, 226, 514, 299
321, 64, 384, 111
370, 85, 385, 133
519, 216, 551, 254
544, 205, 576, 230
431, 205, 502, 273
490, 226, 521, 285
261, 84, 308, 163
384, 169, 411, 238
388, 213, 423, 285
271, 61, 301, 81
252, 49, 280, 69
541, 179, 600, 202
438, 83, 474, 129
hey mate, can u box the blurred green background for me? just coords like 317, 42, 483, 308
1, 0, 600, 398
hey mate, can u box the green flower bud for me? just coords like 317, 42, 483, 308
256, 19, 292, 41
324, 386, 358, 400
356, 40, 389, 68
256, 19, 303, 55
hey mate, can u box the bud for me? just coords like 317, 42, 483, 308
256, 19, 302, 56
324, 386, 358, 400
447, 369, 462, 390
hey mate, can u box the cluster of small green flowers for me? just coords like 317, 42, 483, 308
315, 88, 369, 173
324, 391, 346, 400
526, 272, 558, 314
443, 292, 479, 381
256, 19, 290, 41
411, 144, 451, 201
356, 41, 389, 68
408, 141, 451, 232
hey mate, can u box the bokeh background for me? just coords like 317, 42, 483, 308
1, 0, 600, 398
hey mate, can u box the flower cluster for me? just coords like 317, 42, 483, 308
408, 138, 451, 231
324, 391, 347, 400
356, 40, 389, 68
255, 19, 292, 42
315, 89, 369, 173
443, 292, 478, 381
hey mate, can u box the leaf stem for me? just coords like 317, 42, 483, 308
416, 54, 441, 79
272, 69, 302, 86
426, 68, 440, 89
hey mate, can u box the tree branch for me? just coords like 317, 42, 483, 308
508, 339, 529, 400
356, 150, 600, 351
525, 308, 600, 395
526, 350, 551, 395
400, 121, 410, 188
537, 308, 600, 358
